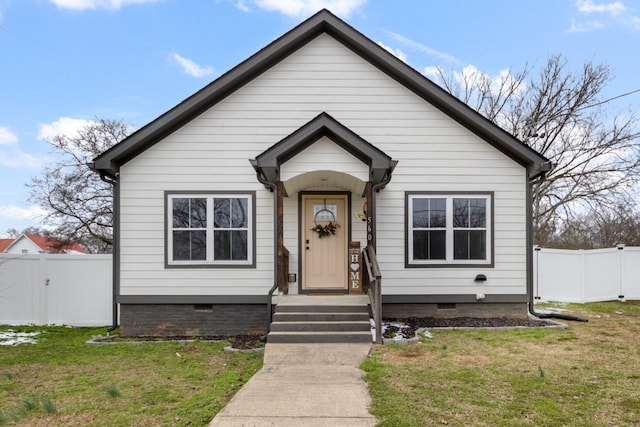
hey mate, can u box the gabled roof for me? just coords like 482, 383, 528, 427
250, 112, 397, 186
0, 239, 12, 252
4, 234, 88, 254
92, 9, 550, 180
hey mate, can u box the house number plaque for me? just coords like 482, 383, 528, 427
348, 241, 362, 295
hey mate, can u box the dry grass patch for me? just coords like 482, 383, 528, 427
363, 301, 640, 427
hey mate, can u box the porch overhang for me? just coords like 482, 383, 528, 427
250, 112, 397, 190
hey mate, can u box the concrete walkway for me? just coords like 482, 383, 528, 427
208, 342, 376, 426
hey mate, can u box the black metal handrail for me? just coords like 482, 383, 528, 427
362, 244, 382, 344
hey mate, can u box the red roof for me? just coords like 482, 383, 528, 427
0, 239, 13, 252
24, 234, 88, 254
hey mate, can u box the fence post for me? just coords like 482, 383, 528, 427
579, 250, 585, 303
617, 244, 625, 300
533, 246, 540, 300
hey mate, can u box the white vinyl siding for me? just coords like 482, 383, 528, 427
118, 33, 528, 297
280, 137, 368, 182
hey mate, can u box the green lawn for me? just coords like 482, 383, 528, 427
362, 300, 640, 426
0, 327, 262, 426
3, 301, 639, 426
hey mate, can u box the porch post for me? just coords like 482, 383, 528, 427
365, 181, 375, 249
276, 181, 288, 294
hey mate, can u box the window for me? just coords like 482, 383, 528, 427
407, 193, 492, 266
167, 193, 254, 267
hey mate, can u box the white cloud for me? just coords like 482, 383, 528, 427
0, 205, 47, 222
423, 63, 528, 105
450, 65, 526, 97
571, 1, 640, 31
0, 127, 18, 146
49, 0, 160, 10
423, 66, 441, 80
0, 149, 42, 169
568, 19, 606, 32
576, 0, 626, 16
37, 117, 93, 141
234, 0, 250, 12
377, 42, 407, 63
238, 0, 366, 18
384, 30, 460, 65
170, 53, 214, 78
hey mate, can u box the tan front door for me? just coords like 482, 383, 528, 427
302, 194, 348, 291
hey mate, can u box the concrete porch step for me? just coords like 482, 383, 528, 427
270, 320, 371, 332
272, 312, 370, 322
267, 331, 373, 344
274, 304, 370, 313
268, 295, 372, 344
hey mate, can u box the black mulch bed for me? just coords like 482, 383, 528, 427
91, 334, 266, 350
224, 335, 265, 350
382, 316, 554, 339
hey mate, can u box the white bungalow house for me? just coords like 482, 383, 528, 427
92, 10, 550, 337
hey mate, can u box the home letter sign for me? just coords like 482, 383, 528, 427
348, 241, 361, 295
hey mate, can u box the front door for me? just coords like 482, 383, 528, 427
302, 194, 348, 291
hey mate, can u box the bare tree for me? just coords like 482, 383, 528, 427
431, 55, 640, 245
28, 118, 132, 253
4, 226, 51, 239
548, 203, 640, 249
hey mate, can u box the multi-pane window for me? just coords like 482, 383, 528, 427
407, 193, 491, 266
168, 193, 253, 266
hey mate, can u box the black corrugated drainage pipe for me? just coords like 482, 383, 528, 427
534, 310, 589, 322
97, 170, 119, 333
253, 170, 279, 342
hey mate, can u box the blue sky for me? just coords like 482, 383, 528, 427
0, 0, 638, 236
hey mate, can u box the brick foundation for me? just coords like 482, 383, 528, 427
382, 302, 528, 319
119, 304, 269, 337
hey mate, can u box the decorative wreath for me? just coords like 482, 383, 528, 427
311, 208, 340, 238
311, 221, 340, 238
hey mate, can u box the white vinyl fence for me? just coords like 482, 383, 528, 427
1, 247, 639, 326
0, 253, 112, 326
533, 246, 640, 303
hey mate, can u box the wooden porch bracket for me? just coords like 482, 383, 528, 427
365, 181, 374, 249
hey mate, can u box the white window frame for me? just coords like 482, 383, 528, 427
167, 192, 254, 267
407, 193, 492, 267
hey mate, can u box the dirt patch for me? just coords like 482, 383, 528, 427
222, 335, 264, 350
89, 334, 265, 350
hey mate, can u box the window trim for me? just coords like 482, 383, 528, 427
405, 191, 494, 268
165, 191, 256, 268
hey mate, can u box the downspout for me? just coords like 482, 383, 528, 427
98, 170, 120, 333
253, 169, 279, 340
527, 170, 587, 323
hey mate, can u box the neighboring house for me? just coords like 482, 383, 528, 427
0, 239, 12, 252
2, 234, 87, 254
92, 10, 550, 337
